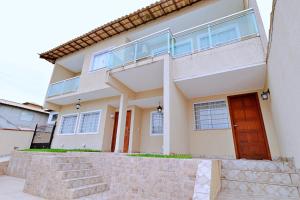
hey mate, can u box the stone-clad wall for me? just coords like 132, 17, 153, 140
85, 153, 220, 200
6, 151, 33, 178
7, 152, 219, 200
23, 155, 71, 200
6, 151, 62, 178
0, 161, 8, 175
89, 154, 201, 199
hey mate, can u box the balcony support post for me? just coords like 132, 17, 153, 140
208, 25, 213, 48
134, 42, 138, 63
162, 56, 171, 155
167, 31, 171, 54
114, 93, 128, 153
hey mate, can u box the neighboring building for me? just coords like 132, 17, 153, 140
0, 99, 50, 156
0, 99, 49, 130
41, 0, 280, 162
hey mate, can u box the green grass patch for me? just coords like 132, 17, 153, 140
128, 153, 192, 159
21, 148, 101, 153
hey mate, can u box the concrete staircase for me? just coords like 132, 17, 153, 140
55, 156, 108, 199
217, 159, 300, 200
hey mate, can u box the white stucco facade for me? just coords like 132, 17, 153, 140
41, 0, 300, 166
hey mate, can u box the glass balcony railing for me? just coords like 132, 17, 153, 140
106, 29, 172, 69
98, 9, 258, 70
172, 9, 258, 57
47, 9, 259, 98
47, 76, 80, 98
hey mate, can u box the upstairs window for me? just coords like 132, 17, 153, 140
194, 100, 230, 130
90, 52, 110, 71
78, 111, 101, 134
59, 114, 78, 134
150, 111, 163, 135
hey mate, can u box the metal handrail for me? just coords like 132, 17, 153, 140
104, 9, 254, 53
173, 8, 255, 37
109, 28, 171, 52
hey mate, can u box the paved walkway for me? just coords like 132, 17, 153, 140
0, 176, 44, 200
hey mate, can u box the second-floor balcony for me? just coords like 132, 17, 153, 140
46, 8, 261, 100
94, 8, 258, 71
47, 76, 80, 98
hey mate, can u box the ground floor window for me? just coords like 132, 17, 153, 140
59, 114, 78, 134
78, 111, 101, 134
150, 111, 163, 135
194, 100, 230, 130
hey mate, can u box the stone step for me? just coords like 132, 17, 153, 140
60, 169, 98, 179
56, 162, 93, 171
221, 180, 300, 198
221, 169, 295, 185
70, 183, 108, 199
217, 191, 300, 200
54, 156, 89, 164
65, 175, 103, 189
221, 159, 295, 173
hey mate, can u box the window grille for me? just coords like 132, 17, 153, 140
78, 111, 101, 133
151, 111, 163, 135
194, 100, 230, 130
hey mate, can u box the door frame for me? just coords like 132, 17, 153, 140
123, 110, 132, 153
227, 92, 271, 160
111, 112, 119, 152
111, 110, 132, 153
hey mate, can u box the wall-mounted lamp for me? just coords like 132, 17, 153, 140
157, 102, 163, 113
76, 99, 81, 110
261, 89, 270, 100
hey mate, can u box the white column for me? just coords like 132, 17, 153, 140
163, 56, 171, 155
114, 93, 128, 153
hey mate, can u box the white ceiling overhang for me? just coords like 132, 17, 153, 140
110, 60, 164, 92
47, 87, 119, 105
174, 63, 266, 99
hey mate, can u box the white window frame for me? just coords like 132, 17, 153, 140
58, 113, 79, 135
193, 99, 231, 131
77, 110, 102, 135
48, 112, 58, 124
149, 111, 164, 136
89, 48, 112, 72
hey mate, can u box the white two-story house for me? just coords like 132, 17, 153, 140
41, 0, 280, 160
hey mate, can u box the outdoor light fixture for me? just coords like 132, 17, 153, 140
157, 102, 163, 113
261, 89, 270, 100
76, 99, 81, 110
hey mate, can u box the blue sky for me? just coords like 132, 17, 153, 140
0, 0, 272, 105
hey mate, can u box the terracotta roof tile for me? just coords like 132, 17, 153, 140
39, 0, 203, 64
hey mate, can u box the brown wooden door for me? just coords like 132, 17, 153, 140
228, 93, 271, 160
111, 111, 131, 153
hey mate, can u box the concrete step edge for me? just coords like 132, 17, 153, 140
217, 191, 300, 200
221, 178, 298, 187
